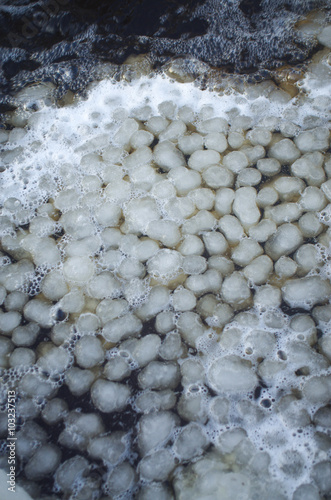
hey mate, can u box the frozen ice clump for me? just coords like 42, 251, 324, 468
123, 197, 160, 234
131, 129, 154, 148
104, 462, 136, 496
282, 276, 331, 309
292, 484, 320, 500
63, 256, 95, 283
122, 334, 161, 367
303, 375, 331, 405
65, 367, 95, 396
178, 133, 203, 154
54, 189, 81, 212
237, 167, 262, 187
204, 132, 227, 153
104, 357, 131, 381
203, 231, 228, 255
88, 431, 127, 464
138, 361, 180, 390
102, 314, 142, 343
155, 311, 176, 334
265, 223, 303, 260
147, 250, 183, 281
41, 270, 68, 301
221, 272, 251, 309
248, 219, 276, 242
113, 117, 139, 146
244, 255, 273, 285
0, 310, 21, 334
233, 187, 260, 228
182, 255, 207, 275
247, 128, 272, 147
0, 259, 34, 292
218, 215, 245, 243
23, 299, 54, 328
291, 152, 325, 186
139, 449, 175, 482
294, 127, 330, 153
208, 355, 257, 392
269, 139, 301, 163
299, 188, 329, 212
267, 202, 302, 225
177, 312, 206, 347
138, 411, 179, 456
164, 195, 195, 219
189, 188, 215, 210
12, 322, 40, 346
173, 454, 251, 500
91, 379, 131, 413
254, 284, 281, 308
10, 347, 35, 367
25, 444, 61, 480
146, 115, 169, 135
311, 461, 331, 495
256, 186, 279, 208
154, 140, 185, 170
135, 388, 176, 413
0, 285, 6, 306
179, 235, 204, 256
147, 220, 181, 247
171, 283, 196, 309
188, 149, 221, 171
135, 286, 170, 321
197, 117, 228, 134
203, 165, 234, 189
169, 168, 202, 196
76, 313, 100, 334
214, 188, 235, 215
159, 331, 183, 360
185, 269, 222, 296
74, 335, 104, 368
55, 456, 90, 494
317, 25, 331, 48
231, 239, 263, 267
87, 272, 121, 299
58, 410, 105, 451
122, 146, 153, 170
321, 180, 331, 201
41, 398, 68, 425
182, 210, 216, 234
37, 346, 71, 373
60, 209, 95, 239
117, 258, 146, 280
94, 201, 122, 227
173, 423, 208, 460
223, 151, 249, 173
274, 256, 297, 278
257, 158, 281, 176
272, 177, 305, 202
21, 235, 61, 267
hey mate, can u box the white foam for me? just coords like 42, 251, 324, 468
1, 72, 330, 211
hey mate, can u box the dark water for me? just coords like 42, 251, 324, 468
0, 0, 330, 101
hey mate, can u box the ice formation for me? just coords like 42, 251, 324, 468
0, 18, 331, 500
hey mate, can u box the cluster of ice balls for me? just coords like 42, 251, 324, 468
0, 78, 331, 499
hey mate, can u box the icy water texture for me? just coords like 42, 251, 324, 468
0, 25, 331, 500
0, 0, 331, 100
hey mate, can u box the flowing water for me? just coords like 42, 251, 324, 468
0, 1, 331, 499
